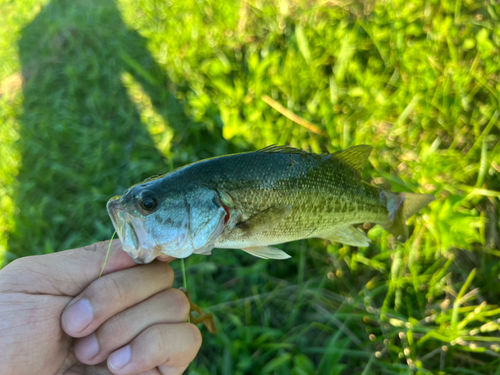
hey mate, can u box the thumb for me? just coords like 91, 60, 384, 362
2, 240, 137, 296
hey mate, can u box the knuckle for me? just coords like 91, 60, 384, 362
130, 349, 151, 371
3, 256, 34, 273
147, 325, 168, 349
81, 241, 108, 254
149, 261, 174, 287
98, 311, 126, 342
89, 272, 129, 306
0, 257, 33, 291
74, 242, 105, 265
5, 257, 25, 269
161, 324, 202, 367
0, 258, 22, 277
81, 242, 100, 253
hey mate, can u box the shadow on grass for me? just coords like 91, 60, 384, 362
7, 0, 233, 260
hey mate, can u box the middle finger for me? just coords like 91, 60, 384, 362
74, 288, 190, 365
62, 260, 174, 338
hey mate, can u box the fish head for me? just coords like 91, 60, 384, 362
107, 182, 227, 263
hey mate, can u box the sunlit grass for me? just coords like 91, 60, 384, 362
121, 71, 175, 161
0, 0, 499, 373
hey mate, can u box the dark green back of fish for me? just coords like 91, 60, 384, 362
141, 146, 386, 244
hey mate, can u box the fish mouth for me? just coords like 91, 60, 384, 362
107, 197, 150, 264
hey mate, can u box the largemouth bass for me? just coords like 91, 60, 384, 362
107, 145, 434, 264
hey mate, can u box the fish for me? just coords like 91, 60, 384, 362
107, 145, 434, 264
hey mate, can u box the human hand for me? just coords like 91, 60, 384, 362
0, 240, 201, 375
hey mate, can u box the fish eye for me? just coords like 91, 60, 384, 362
138, 191, 159, 213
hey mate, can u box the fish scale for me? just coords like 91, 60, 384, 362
199, 149, 384, 248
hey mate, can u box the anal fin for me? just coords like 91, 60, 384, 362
319, 226, 370, 247
240, 246, 291, 260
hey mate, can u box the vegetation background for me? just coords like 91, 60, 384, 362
1, 0, 499, 373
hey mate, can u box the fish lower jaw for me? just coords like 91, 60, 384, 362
131, 242, 200, 262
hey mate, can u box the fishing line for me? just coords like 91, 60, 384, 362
99, 232, 191, 323
99, 231, 116, 278
181, 258, 190, 323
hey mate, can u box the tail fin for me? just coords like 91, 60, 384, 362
382, 191, 435, 242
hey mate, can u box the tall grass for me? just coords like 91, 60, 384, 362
0, 0, 499, 373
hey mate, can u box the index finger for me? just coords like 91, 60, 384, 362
2, 240, 134, 296
2, 239, 176, 297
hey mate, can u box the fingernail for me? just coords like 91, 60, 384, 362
109, 345, 131, 370
65, 298, 93, 333
75, 333, 99, 360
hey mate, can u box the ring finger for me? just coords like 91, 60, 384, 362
107, 323, 202, 375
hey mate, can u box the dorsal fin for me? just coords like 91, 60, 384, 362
331, 145, 373, 174
257, 145, 310, 155
257, 144, 372, 174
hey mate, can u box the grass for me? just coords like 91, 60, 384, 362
1, 0, 499, 373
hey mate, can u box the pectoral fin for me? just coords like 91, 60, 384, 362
319, 226, 370, 247
240, 246, 291, 259
236, 205, 292, 237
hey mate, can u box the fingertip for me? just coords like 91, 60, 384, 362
74, 333, 100, 363
108, 345, 132, 371
187, 323, 203, 352
109, 323, 202, 374
168, 289, 191, 322
62, 298, 93, 336
157, 255, 176, 262
151, 260, 175, 287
